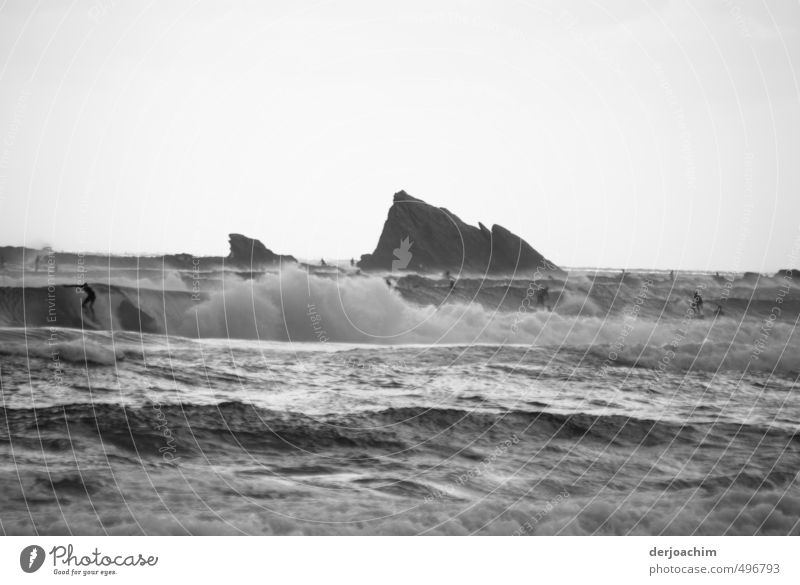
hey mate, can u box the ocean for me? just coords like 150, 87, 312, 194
0, 264, 798, 534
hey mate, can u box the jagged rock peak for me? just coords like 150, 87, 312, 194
227, 233, 296, 266
359, 191, 558, 275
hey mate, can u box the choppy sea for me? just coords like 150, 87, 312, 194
1, 265, 798, 534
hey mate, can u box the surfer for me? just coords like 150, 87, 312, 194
692, 290, 704, 317
78, 283, 97, 318
535, 285, 550, 310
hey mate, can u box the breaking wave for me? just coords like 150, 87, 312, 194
2, 266, 798, 375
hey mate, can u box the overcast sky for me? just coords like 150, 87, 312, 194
1, 0, 799, 271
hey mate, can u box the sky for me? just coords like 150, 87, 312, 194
1, 0, 799, 271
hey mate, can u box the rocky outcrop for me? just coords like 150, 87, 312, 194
358, 191, 558, 274
0, 237, 295, 271
0, 246, 39, 265
227, 234, 296, 266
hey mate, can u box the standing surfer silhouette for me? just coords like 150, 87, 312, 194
535, 285, 551, 311
692, 290, 704, 317
78, 283, 96, 319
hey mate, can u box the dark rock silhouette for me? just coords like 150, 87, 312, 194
358, 191, 558, 274
227, 233, 296, 267
1, 235, 295, 272
0, 245, 39, 265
